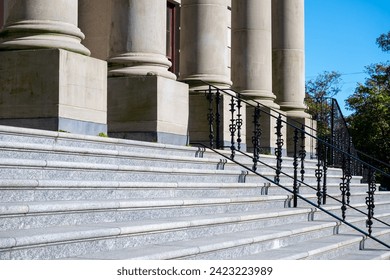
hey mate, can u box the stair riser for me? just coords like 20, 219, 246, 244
298, 194, 390, 207
246, 175, 362, 185
0, 186, 263, 202
0, 199, 290, 231
0, 149, 227, 171
263, 185, 369, 195
0, 213, 312, 260
0, 167, 246, 184
0, 133, 200, 158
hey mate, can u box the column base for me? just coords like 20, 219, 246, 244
0, 49, 107, 136
108, 75, 189, 146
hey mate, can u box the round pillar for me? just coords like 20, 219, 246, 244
232, 0, 278, 108
108, 0, 175, 80
272, 0, 308, 117
0, 0, 90, 55
180, 0, 232, 88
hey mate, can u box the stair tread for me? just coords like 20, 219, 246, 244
0, 195, 291, 214
235, 228, 390, 260
68, 220, 343, 260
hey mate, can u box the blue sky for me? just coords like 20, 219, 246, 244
305, 0, 390, 115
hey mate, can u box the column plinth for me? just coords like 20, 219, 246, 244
0, 0, 107, 136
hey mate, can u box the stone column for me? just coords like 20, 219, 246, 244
108, 0, 175, 80
272, 0, 313, 156
232, 0, 284, 154
180, 0, 231, 88
0, 0, 107, 135
181, 0, 236, 147
232, 0, 276, 108
272, 0, 308, 118
106, 0, 189, 145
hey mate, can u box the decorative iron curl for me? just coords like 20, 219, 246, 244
274, 115, 284, 184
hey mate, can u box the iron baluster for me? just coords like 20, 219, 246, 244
236, 95, 243, 151
215, 89, 222, 149
252, 105, 262, 172
366, 168, 376, 236
274, 114, 284, 184
315, 141, 323, 206
299, 125, 306, 183
339, 155, 348, 220
206, 86, 214, 148
293, 128, 299, 207
229, 96, 237, 160
345, 137, 352, 205
322, 143, 328, 205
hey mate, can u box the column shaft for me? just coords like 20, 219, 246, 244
272, 0, 308, 117
231, 0, 277, 108
180, 0, 232, 88
108, 0, 175, 80
0, 0, 90, 55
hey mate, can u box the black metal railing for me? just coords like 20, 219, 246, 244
191, 81, 390, 249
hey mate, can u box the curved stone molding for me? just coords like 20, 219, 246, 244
0, 0, 90, 56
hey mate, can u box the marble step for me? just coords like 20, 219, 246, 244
67, 217, 383, 260
0, 195, 292, 231
235, 227, 390, 260
0, 125, 340, 173
0, 180, 265, 202
0, 158, 251, 184
0, 208, 319, 260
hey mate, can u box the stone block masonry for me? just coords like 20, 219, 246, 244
0, 49, 107, 135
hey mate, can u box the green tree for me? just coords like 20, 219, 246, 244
346, 32, 390, 189
305, 71, 342, 138
376, 31, 390, 52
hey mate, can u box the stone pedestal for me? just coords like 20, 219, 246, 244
0, 0, 107, 136
0, 49, 107, 135
108, 76, 189, 145
189, 92, 247, 151
286, 117, 317, 158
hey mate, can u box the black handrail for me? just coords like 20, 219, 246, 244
194, 143, 390, 250
190, 81, 390, 250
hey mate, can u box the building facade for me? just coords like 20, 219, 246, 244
0, 0, 313, 153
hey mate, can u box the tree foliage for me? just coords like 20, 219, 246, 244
376, 31, 390, 52
346, 31, 390, 189
305, 71, 342, 137
346, 62, 390, 165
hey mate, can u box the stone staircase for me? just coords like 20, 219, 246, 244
0, 125, 389, 260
